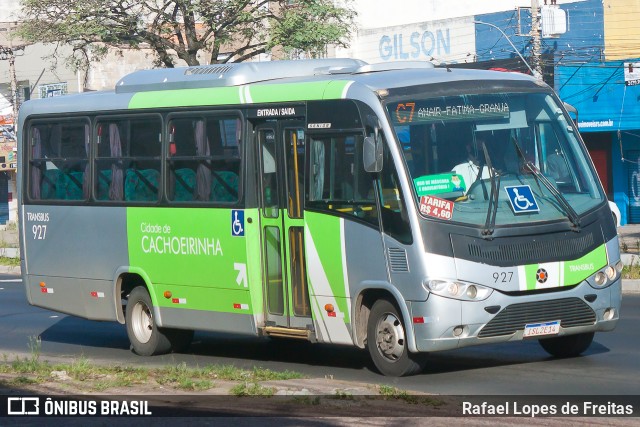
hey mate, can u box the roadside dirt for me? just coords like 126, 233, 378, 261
0, 371, 460, 418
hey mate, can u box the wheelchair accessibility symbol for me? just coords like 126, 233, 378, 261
505, 185, 539, 214
231, 210, 245, 236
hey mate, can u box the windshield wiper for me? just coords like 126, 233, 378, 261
511, 138, 581, 231
481, 141, 500, 238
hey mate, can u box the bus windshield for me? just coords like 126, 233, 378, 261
386, 91, 604, 227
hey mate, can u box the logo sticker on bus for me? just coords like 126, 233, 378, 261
505, 185, 539, 214
419, 196, 453, 220
231, 210, 245, 236
536, 268, 548, 284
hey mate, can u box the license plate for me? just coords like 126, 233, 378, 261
523, 320, 560, 338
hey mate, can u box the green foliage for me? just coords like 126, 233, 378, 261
17, 0, 356, 70
230, 382, 275, 396
0, 256, 20, 267
269, 1, 356, 58
622, 264, 640, 279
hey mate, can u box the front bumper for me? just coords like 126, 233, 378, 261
409, 278, 621, 352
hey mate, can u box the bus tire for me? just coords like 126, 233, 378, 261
126, 286, 172, 356
367, 299, 426, 376
539, 332, 595, 358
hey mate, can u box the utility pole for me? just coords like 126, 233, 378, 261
8, 41, 18, 121
0, 23, 23, 122
531, 0, 543, 80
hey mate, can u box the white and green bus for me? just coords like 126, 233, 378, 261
18, 59, 622, 376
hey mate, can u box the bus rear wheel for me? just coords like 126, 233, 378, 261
539, 332, 595, 358
126, 286, 174, 356
367, 299, 426, 376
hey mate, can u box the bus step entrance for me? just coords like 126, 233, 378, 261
262, 326, 315, 341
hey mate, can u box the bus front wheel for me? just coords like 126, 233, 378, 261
126, 286, 173, 356
539, 332, 594, 358
367, 299, 426, 376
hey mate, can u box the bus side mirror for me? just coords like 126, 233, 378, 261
363, 136, 383, 173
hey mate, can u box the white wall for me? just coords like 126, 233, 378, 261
339, 0, 585, 63
352, 0, 582, 29
350, 16, 476, 64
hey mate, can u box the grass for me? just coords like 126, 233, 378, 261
230, 382, 275, 396
0, 339, 304, 395
622, 264, 640, 279
377, 384, 445, 406
0, 256, 19, 266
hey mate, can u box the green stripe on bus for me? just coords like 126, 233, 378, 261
523, 244, 607, 290
305, 211, 350, 320
563, 244, 607, 284
129, 86, 242, 109
128, 80, 352, 109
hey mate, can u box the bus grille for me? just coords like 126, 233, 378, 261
450, 231, 599, 267
478, 297, 596, 338
467, 232, 594, 264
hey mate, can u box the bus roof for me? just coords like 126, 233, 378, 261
19, 59, 542, 118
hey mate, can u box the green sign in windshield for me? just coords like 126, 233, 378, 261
413, 173, 465, 197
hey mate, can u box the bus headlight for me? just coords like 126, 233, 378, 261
605, 265, 616, 281
589, 262, 622, 289
425, 279, 492, 301
615, 260, 624, 274
466, 285, 478, 299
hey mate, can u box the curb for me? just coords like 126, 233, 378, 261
0, 248, 19, 258
622, 279, 640, 293
0, 264, 20, 275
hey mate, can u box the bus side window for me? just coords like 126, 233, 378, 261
125, 117, 162, 202
167, 115, 240, 204
378, 140, 412, 245
29, 120, 89, 202
306, 134, 378, 227
95, 122, 126, 201
208, 118, 240, 203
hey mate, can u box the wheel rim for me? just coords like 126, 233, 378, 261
375, 312, 405, 362
131, 300, 153, 344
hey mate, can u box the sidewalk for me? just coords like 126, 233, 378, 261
0, 224, 19, 275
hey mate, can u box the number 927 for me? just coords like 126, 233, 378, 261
32, 224, 47, 240
493, 271, 513, 283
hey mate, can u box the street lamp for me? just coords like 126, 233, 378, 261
473, 20, 542, 80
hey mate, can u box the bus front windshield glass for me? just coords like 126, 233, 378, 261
386, 91, 604, 227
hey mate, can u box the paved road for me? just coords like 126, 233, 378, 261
1, 274, 639, 396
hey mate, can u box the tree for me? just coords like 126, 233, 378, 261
17, 0, 356, 69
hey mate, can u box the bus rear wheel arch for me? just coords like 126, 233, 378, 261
366, 298, 427, 376
125, 286, 194, 356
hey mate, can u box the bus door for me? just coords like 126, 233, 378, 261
256, 121, 311, 331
